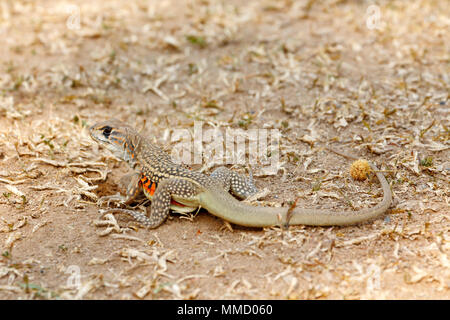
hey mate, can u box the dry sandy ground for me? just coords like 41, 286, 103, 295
0, 0, 448, 299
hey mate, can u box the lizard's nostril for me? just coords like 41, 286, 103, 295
88, 124, 97, 133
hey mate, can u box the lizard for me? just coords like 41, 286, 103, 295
89, 119, 392, 228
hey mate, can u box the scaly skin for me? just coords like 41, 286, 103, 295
89, 119, 392, 228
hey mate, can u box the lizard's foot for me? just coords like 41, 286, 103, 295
100, 208, 147, 226
97, 193, 127, 207
102, 207, 161, 229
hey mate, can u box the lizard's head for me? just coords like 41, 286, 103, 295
89, 119, 140, 167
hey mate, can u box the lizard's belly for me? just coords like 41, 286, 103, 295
171, 195, 199, 214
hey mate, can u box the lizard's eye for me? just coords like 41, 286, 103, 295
102, 126, 112, 138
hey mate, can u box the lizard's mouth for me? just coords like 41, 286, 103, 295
89, 124, 107, 144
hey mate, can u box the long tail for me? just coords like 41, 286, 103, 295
199, 151, 392, 227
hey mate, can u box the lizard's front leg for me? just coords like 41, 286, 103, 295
120, 172, 144, 205
109, 178, 200, 229
98, 172, 142, 207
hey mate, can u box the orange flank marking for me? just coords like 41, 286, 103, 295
140, 176, 186, 207
140, 177, 151, 193
149, 182, 156, 196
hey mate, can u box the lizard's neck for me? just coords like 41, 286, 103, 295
120, 130, 180, 174
120, 132, 143, 170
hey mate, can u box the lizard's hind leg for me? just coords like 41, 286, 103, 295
210, 166, 258, 200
